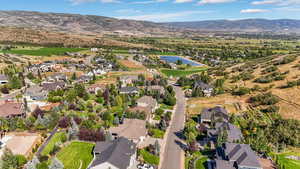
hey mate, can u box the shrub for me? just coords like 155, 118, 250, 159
249, 92, 279, 106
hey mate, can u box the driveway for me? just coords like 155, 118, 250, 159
160, 86, 186, 169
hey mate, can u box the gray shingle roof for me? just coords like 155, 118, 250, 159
201, 106, 229, 121
90, 137, 136, 169
215, 122, 243, 142
223, 143, 261, 169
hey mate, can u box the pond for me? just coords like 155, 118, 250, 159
160, 56, 203, 66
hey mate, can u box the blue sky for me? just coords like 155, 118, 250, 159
1, 0, 300, 22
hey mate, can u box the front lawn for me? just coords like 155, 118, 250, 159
41, 132, 66, 156
148, 128, 165, 139
7, 47, 85, 56
139, 149, 160, 165
160, 67, 207, 77
56, 141, 94, 169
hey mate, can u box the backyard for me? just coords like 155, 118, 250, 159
272, 151, 300, 169
41, 132, 67, 156
56, 141, 95, 169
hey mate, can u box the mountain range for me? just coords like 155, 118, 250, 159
1, 11, 300, 35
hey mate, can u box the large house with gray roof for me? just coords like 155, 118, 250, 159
200, 106, 229, 124
89, 137, 137, 169
194, 80, 214, 97
208, 122, 243, 143
215, 142, 262, 169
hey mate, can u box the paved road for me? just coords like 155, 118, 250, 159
160, 86, 186, 169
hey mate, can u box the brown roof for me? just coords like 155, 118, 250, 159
136, 96, 157, 108
109, 118, 147, 140
40, 103, 61, 111
0, 102, 24, 118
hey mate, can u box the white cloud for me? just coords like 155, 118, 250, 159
69, 0, 119, 5
251, 0, 300, 6
115, 9, 141, 13
251, 0, 279, 5
198, 0, 236, 5
174, 0, 193, 3
132, 0, 168, 4
118, 10, 212, 22
100, 0, 120, 3
240, 9, 270, 13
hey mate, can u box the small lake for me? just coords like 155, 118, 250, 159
160, 56, 203, 66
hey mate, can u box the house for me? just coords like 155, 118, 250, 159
0, 102, 26, 118
76, 75, 93, 84
136, 96, 158, 111
87, 83, 106, 94
119, 87, 139, 95
215, 143, 262, 169
41, 81, 66, 92
0, 132, 41, 158
200, 106, 229, 123
129, 96, 158, 120
194, 80, 214, 97
109, 118, 147, 143
119, 75, 139, 87
24, 85, 48, 101
89, 137, 137, 169
147, 85, 165, 95
208, 122, 243, 143
0, 74, 8, 84
47, 73, 67, 82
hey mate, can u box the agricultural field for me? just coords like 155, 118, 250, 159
56, 141, 94, 169
119, 59, 146, 70
6, 47, 86, 56
160, 67, 208, 77
223, 53, 300, 120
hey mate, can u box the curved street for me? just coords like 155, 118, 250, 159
160, 85, 186, 169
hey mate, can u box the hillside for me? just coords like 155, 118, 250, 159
0, 10, 175, 36
166, 19, 300, 33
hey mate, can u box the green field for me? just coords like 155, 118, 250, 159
41, 132, 66, 156
160, 67, 208, 77
274, 152, 300, 169
6, 47, 86, 56
57, 141, 94, 169
139, 149, 160, 165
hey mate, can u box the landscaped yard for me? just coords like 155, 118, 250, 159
148, 128, 165, 139
195, 156, 208, 169
273, 151, 300, 169
160, 67, 207, 77
7, 47, 86, 56
41, 132, 67, 156
56, 141, 94, 169
139, 149, 160, 165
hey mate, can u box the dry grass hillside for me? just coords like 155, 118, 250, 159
0, 27, 153, 48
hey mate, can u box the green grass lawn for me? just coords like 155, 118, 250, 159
41, 132, 66, 156
195, 156, 208, 169
149, 128, 165, 139
160, 104, 174, 110
7, 47, 86, 56
139, 149, 160, 165
160, 67, 207, 77
56, 141, 95, 169
274, 152, 300, 169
